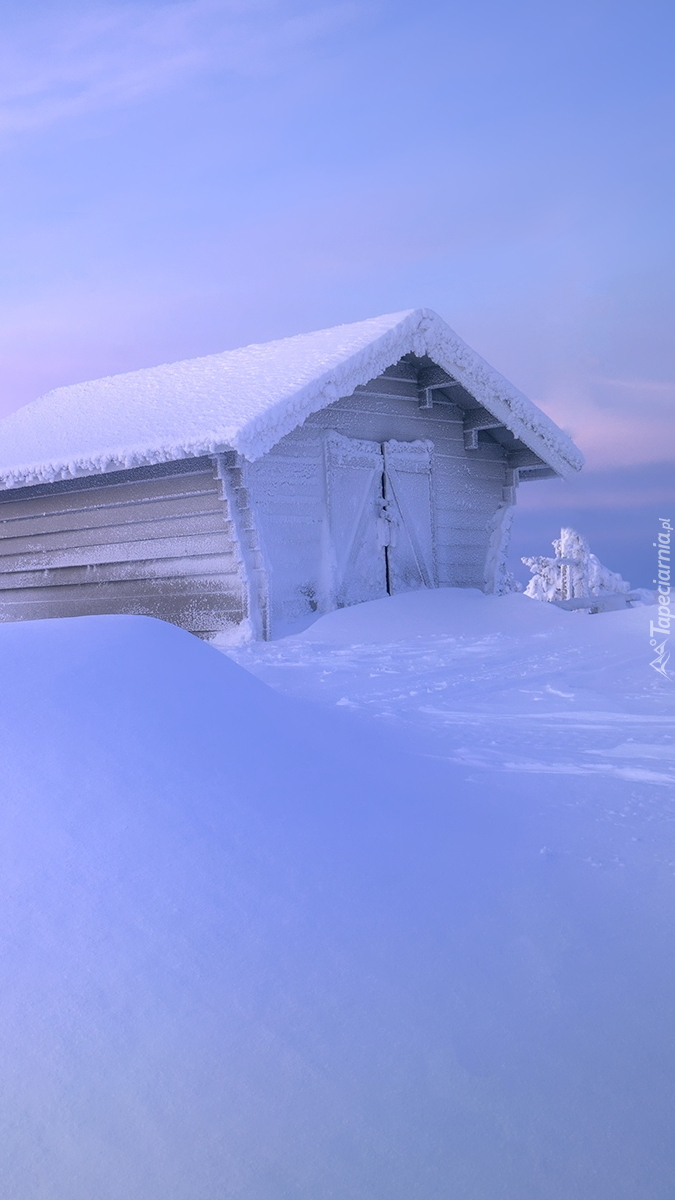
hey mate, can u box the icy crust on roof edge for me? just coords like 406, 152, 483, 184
0, 312, 411, 489
0, 308, 583, 489
233, 308, 584, 475
420, 312, 584, 475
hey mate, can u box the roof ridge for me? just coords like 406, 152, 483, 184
0, 308, 583, 489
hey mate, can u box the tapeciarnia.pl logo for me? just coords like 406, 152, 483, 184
650, 517, 672, 679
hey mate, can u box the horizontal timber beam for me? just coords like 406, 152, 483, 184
463, 406, 505, 432
463, 408, 505, 450
416, 364, 464, 409
416, 364, 457, 390
507, 449, 545, 469
518, 466, 557, 481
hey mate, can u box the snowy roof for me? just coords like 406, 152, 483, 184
0, 308, 583, 489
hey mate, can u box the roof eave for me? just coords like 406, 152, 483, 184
0, 307, 583, 489
233, 308, 584, 479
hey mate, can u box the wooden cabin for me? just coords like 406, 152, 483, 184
0, 309, 583, 642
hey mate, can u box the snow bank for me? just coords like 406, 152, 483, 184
1, 612, 674, 1198
0, 309, 583, 489
292, 585, 571, 643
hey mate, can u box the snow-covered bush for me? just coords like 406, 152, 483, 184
522, 527, 630, 602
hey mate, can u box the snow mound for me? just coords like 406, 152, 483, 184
294, 586, 570, 642
1, 613, 674, 1198
0, 309, 583, 489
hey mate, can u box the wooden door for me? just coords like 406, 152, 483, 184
382, 439, 435, 593
325, 432, 388, 607
325, 432, 435, 607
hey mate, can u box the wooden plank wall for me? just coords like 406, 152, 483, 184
0, 456, 247, 639
246, 360, 507, 635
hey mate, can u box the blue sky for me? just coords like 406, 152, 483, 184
0, 0, 673, 583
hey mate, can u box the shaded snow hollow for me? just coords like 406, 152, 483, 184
0, 599, 674, 1199
0, 308, 583, 488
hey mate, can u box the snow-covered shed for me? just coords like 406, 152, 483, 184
0, 308, 583, 641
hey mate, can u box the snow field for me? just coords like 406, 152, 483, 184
0, 600, 673, 1198
230, 588, 674, 796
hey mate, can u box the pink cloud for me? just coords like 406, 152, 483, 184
535, 377, 675, 470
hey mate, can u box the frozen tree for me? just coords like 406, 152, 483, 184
522, 527, 630, 602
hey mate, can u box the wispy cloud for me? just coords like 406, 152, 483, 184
596, 377, 675, 394
517, 460, 675, 513
537, 377, 675, 469
0, 0, 357, 136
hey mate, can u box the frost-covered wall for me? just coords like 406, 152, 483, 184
246, 361, 509, 636
0, 456, 248, 640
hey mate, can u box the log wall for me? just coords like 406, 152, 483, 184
0, 456, 247, 639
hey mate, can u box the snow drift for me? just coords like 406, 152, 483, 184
0, 612, 674, 1199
